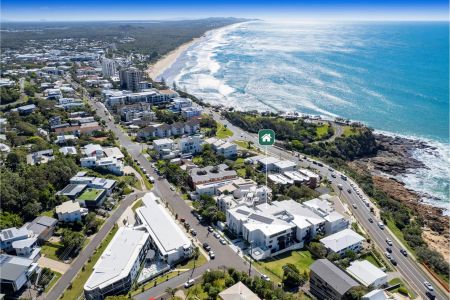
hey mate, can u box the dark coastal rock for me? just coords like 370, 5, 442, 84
358, 133, 430, 175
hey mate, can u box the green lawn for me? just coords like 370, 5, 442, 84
131, 161, 153, 190
385, 219, 415, 256
236, 168, 246, 177
361, 253, 383, 268
216, 122, 233, 139
256, 250, 314, 282
77, 188, 103, 201
131, 199, 143, 212
342, 126, 361, 137
41, 242, 63, 261
40, 210, 55, 218
178, 251, 208, 270
44, 271, 61, 293
315, 124, 329, 139
130, 271, 179, 296
60, 225, 119, 300
388, 278, 415, 298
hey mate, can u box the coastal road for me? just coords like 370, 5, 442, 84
89, 99, 261, 300
210, 109, 448, 300
44, 191, 146, 300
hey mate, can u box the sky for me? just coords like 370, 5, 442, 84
1, 0, 449, 22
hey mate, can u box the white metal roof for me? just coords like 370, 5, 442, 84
346, 260, 387, 287
320, 229, 365, 252
136, 193, 191, 256
84, 227, 149, 291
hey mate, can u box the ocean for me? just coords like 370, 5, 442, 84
160, 21, 450, 212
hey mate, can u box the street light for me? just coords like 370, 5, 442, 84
248, 240, 253, 276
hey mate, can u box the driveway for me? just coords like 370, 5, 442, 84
38, 257, 70, 274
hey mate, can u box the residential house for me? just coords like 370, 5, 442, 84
0, 254, 39, 295
218, 282, 261, 300
26, 216, 58, 242
55, 134, 78, 144
80, 156, 124, 175
189, 164, 238, 195
76, 188, 107, 208
59, 146, 77, 155
346, 260, 388, 288
56, 200, 87, 223
309, 259, 359, 300
26, 149, 54, 165
320, 229, 365, 256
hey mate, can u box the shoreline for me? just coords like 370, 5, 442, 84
146, 37, 200, 81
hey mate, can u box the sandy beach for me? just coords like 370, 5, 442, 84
147, 38, 199, 81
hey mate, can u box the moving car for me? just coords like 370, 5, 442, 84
352, 203, 357, 209
423, 281, 434, 291
368, 218, 373, 223
386, 238, 393, 246
331, 173, 336, 178
347, 189, 352, 193
384, 252, 392, 259
184, 279, 195, 288
378, 222, 385, 229
390, 258, 397, 266
386, 247, 392, 253
400, 249, 408, 257
337, 184, 343, 190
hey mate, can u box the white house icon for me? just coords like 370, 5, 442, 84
262, 133, 272, 142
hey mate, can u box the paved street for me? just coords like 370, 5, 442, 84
44, 191, 145, 300
210, 109, 448, 300
89, 99, 260, 300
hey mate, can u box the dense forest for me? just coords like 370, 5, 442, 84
1, 18, 248, 59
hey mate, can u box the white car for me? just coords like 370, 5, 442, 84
213, 232, 221, 239
386, 238, 393, 246
423, 281, 434, 291
261, 274, 270, 282
184, 279, 195, 288
219, 238, 227, 245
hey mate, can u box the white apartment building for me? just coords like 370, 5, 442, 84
204, 137, 237, 158
179, 135, 202, 154
101, 57, 118, 78
227, 200, 325, 260
135, 193, 193, 265
80, 156, 124, 175
84, 227, 150, 300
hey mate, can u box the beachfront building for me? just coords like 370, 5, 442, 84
320, 229, 365, 256
309, 259, 360, 300
226, 199, 325, 260
84, 227, 151, 300
135, 192, 193, 265
119, 67, 142, 92
346, 260, 388, 288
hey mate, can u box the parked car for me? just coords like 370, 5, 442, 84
261, 274, 270, 282
149, 176, 155, 183
184, 279, 195, 288
190, 229, 197, 236
184, 223, 190, 230
424, 281, 434, 291
207, 226, 214, 232
203, 243, 211, 251
352, 203, 357, 209
337, 184, 343, 190
219, 238, 227, 245
386, 238, 393, 246
209, 251, 215, 259
331, 173, 336, 178
213, 232, 221, 239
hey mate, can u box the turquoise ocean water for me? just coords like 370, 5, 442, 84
161, 21, 450, 211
